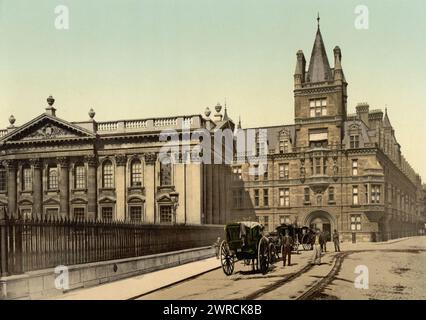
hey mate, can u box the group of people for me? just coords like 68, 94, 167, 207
281, 229, 341, 267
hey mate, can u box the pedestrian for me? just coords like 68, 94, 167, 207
333, 229, 340, 252
321, 231, 328, 252
213, 237, 221, 259
311, 229, 322, 265
282, 230, 293, 267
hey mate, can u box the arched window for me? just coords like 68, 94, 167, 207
0, 165, 6, 192
130, 159, 142, 187
75, 163, 86, 189
102, 160, 114, 188
48, 166, 58, 190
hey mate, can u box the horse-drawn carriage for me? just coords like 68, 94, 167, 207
299, 226, 316, 250
219, 222, 271, 275
270, 224, 317, 254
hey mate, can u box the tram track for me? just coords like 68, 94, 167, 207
127, 246, 425, 300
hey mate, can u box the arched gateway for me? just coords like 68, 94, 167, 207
304, 210, 335, 241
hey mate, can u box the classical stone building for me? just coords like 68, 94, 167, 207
0, 97, 235, 225
230, 21, 425, 242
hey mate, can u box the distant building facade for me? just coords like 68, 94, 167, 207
230, 22, 425, 242
0, 98, 236, 225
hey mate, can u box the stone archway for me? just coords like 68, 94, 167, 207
304, 210, 335, 241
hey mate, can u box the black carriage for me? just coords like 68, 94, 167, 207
300, 226, 316, 250
275, 224, 301, 253
220, 222, 271, 276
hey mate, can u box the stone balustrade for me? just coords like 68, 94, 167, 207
0, 130, 7, 137
95, 115, 202, 134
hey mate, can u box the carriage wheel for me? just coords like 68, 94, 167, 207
220, 240, 234, 276
268, 243, 277, 264
258, 237, 270, 274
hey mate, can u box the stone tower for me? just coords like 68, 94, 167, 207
293, 16, 348, 149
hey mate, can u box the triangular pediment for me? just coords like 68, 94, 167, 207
0, 114, 96, 144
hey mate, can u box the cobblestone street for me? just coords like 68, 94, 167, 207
139, 237, 426, 300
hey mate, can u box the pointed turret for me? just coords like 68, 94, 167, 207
294, 50, 306, 89
383, 108, 392, 128
333, 46, 345, 82
307, 16, 332, 83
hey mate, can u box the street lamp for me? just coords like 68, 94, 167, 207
170, 191, 179, 224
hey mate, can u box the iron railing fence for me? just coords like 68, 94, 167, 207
0, 214, 224, 276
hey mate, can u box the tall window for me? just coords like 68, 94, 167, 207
102, 207, 113, 221
75, 163, 86, 189
254, 189, 260, 206
371, 185, 381, 204
22, 166, 32, 191
263, 164, 268, 180
280, 215, 291, 225
279, 164, 289, 179
350, 135, 360, 148
263, 189, 269, 207
329, 187, 335, 202
130, 206, 143, 222
364, 184, 369, 204
0, 165, 6, 192
279, 188, 290, 207
315, 158, 321, 175
233, 166, 242, 180
160, 206, 173, 223
279, 140, 289, 153
73, 207, 85, 220
304, 187, 310, 203
350, 214, 361, 231
309, 99, 327, 117
323, 157, 327, 175
263, 216, 269, 231
131, 159, 142, 187
48, 166, 58, 190
253, 165, 259, 181
352, 186, 359, 205
160, 162, 172, 186
233, 189, 243, 208
102, 160, 114, 188
352, 159, 358, 176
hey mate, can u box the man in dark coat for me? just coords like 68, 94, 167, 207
282, 230, 293, 267
333, 229, 341, 252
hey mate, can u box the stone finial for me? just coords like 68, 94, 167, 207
45, 95, 57, 117
47, 95, 55, 106
89, 108, 96, 119
204, 107, 211, 118
8, 115, 16, 126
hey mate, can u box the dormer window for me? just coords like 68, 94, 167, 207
350, 134, 360, 148
278, 130, 291, 153
309, 99, 327, 117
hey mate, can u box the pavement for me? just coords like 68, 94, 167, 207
49, 257, 221, 300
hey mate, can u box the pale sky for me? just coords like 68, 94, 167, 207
0, 0, 425, 178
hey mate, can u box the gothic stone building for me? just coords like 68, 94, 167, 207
0, 97, 235, 225
231, 23, 425, 242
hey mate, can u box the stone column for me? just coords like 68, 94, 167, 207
144, 153, 157, 223
115, 154, 127, 221
4, 160, 17, 218
86, 155, 97, 220
30, 158, 43, 217
58, 157, 69, 218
